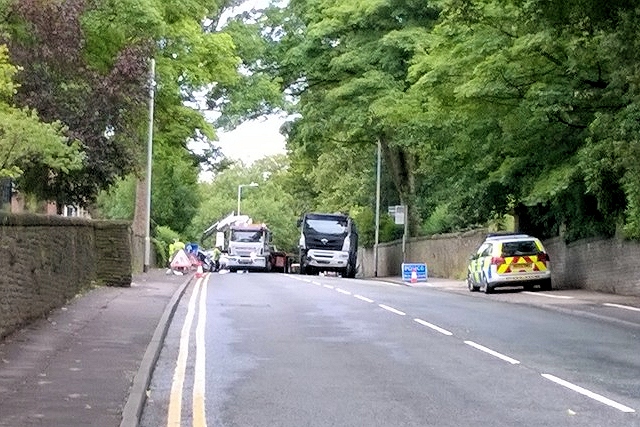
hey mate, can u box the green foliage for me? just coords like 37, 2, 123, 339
81, 0, 164, 72
422, 204, 458, 236
350, 207, 401, 248
2, 0, 242, 209
95, 175, 136, 220
188, 154, 301, 252
154, 225, 182, 267
10, 0, 640, 249
96, 144, 200, 235
151, 144, 201, 234
0, 45, 83, 180
190, 0, 640, 244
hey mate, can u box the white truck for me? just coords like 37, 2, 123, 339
203, 214, 294, 273
225, 223, 274, 272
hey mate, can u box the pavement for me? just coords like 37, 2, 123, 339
0, 269, 192, 427
2, 271, 640, 427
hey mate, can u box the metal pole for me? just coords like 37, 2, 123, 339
143, 58, 155, 273
374, 139, 381, 277
403, 204, 408, 263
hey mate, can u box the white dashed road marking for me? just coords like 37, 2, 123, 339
354, 294, 374, 303
289, 273, 637, 414
464, 341, 520, 365
378, 304, 406, 316
542, 374, 635, 413
414, 318, 453, 336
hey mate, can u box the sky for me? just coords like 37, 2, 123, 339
215, 115, 287, 164
192, 0, 289, 179
213, 0, 288, 164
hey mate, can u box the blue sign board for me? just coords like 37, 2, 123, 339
185, 243, 199, 255
402, 263, 428, 282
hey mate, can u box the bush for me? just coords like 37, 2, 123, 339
154, 226, 181, 267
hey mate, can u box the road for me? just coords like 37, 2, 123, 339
140, 272, 640, 427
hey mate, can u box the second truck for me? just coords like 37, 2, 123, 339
297, 212, 358, 278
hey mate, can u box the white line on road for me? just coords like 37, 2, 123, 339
335, 288, 352, 295
378, 304, 406, 316
603, 303, 640, 312
414, 318, 453, 336
323, 284, 335, 290
542, 374, 635, 413
311, 281, 322, 286
522, 292, 574, 299
354, 295, 374, 303
464, 341, 520, 365
167, 276, 203, 427
193, 276, 208, 427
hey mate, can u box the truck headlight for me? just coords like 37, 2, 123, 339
342, 235, 351, 252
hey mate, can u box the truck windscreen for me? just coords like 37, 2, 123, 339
231, 230, 263, 242
304, 218, 348, 236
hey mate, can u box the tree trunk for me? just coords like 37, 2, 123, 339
131, 175, 147, 272
380, 138, 420, 237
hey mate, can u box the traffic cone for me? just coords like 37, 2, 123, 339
195, 263, 204, 278
411, 268, 417, 283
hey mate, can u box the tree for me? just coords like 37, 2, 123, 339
0, 44, 82, 180
188, 154, 300, 252
3, 0, 152, 209
407, 0, 640, 241
221, 0, 440, 238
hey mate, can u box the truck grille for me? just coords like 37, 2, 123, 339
309, 237, 343, 251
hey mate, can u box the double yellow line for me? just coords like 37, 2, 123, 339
167, 274, 209, 427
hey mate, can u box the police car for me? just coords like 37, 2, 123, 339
466, 233, 551, 293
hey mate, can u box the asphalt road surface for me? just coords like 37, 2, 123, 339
140, 272, 640, 427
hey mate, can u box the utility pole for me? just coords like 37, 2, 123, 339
374, 139, 381, 277
143, 58, 155, 273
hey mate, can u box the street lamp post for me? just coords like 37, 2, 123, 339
237, 182, 259, 215
374, 139, 381, 277
143, 58, 155, 273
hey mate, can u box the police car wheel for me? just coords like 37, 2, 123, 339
467, 275, 479, 292
540, 279, 552, 291
482, 275, 493, 294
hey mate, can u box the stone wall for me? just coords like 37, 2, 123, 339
543, 236, 640, 295
359, 231, 640, 297
359, 229, 486, 279
0, 213, 132, 339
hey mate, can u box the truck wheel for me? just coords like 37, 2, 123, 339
345, 264, 355, 278
344, 257, 356, 278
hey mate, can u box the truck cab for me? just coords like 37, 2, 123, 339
298, 212, 358, 278
225, 223, 274, 272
